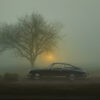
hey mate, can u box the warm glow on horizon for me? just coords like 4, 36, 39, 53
47, 54, 55, 61
39, 51, 57, 64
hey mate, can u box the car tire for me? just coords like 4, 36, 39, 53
34, 73, 40, 80
69, 74, 76, 81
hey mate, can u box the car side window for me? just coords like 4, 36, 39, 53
64, 64, 73, 70
52, 64, 65, 69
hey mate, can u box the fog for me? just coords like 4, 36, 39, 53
0, 0, 100, 75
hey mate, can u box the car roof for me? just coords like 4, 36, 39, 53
51, 62, 74, 67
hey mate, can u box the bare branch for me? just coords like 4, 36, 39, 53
0, 13, 61, 67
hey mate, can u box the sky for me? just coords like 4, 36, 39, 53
0, 0, 100, 74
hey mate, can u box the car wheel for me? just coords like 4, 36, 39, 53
69, 74, 76, 81
34, 73, 40, 80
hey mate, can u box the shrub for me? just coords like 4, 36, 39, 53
0, 74, 2, 80
3, 73, 19, 81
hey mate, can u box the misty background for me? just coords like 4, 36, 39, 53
0, 0, 100, 76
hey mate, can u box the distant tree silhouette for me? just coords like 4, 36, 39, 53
0, 13, 61, 68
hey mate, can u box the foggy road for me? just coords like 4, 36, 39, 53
0, 77, 99, 100
0, 95, 98, 100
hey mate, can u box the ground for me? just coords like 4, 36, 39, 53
0, 77, 100, 100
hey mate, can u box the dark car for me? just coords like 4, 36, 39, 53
28, 63, 88, 80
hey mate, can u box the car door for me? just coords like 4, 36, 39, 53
50, 64, 66, 78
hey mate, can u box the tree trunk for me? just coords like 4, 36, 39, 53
30, 56, 36, 68
31, 60, 35, 68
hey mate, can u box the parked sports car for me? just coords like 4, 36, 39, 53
28, 63, 88, 80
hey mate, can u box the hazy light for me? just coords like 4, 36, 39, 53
39, 51, 56, 64
46, 54, 55, 61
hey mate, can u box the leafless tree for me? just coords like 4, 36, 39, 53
0, 13, 61, 68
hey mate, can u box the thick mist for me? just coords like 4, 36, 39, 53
0, 0, 100, 75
